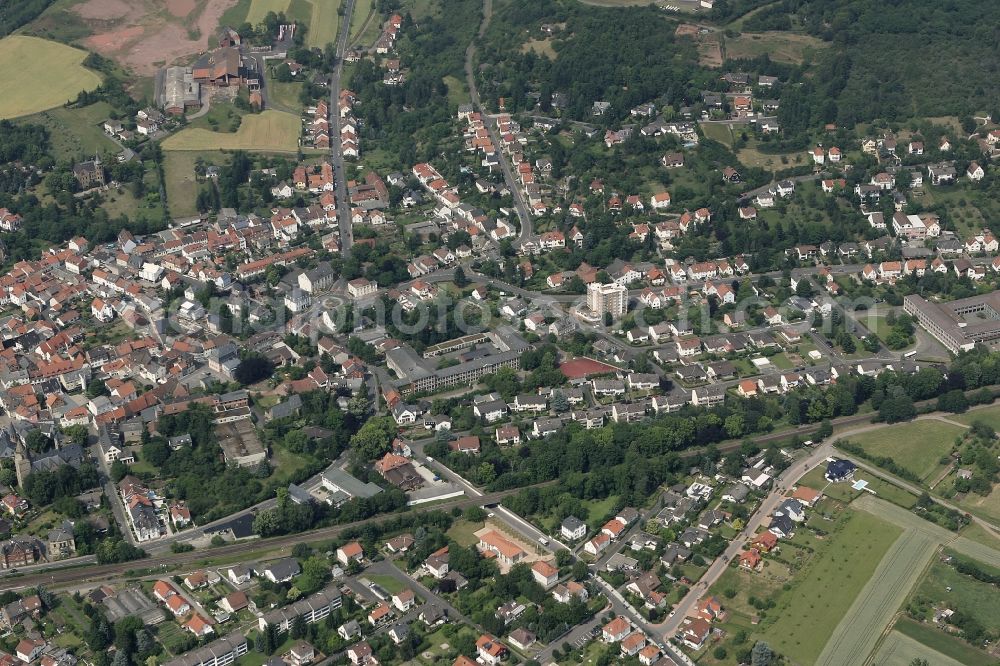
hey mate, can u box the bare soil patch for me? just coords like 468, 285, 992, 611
76, 0, 239, 75
167, 0, 197, 17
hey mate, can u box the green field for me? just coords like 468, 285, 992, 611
762, 510, 903, 664
246, 0, 291, 25
894, 617, 997, 666
265, 72, 304, 113
445, 519, 484, 547
163, 150, 227, 218
163, 111, 300, 152
870, 630, 966, 666
853, 494, 1000, 569
443, 75, 470, 107
0, 36, 102, 119
348, 0, 375, 44
846, 419, 965, 483
368, 574, 406, 595
700, 122, 733, 147
18, 101, 118, 160
306, 0, 341, 47
817, 530, 937, 666
955, 403, 1000, 430
914, 559, 1000, 630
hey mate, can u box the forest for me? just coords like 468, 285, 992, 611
0, 0, 55, 38
478, 0, 709, 122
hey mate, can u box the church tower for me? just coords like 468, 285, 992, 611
14, 441, 31, 487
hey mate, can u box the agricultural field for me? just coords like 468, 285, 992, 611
816, 530, 938, 666
17, 101, 119, 160
304, 0, 340, 47
870, 630, 966, 666
894, 617, 997, 666
162, 110, 300, 152
852, 494, 1000, 569
845, 419, 965, 483
759, 509, 902, 664
246, 0, 291, 25
0, 36, 102, 119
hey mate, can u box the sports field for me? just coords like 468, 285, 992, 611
846, 419, 964, 483
246, 0, 290, 25
162, 111, 300, 152
762, 510, 902, 664
817, 530, 937, 666
0, 36, 102, 119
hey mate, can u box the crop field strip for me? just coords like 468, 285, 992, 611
870, 630, 967, 666
0, 36, 103, 119
816, 529, 938, 666
853, 494, 1000, 568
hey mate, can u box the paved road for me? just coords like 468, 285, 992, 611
329, 0, 358, 256
465, 0, 534, 245
657, 441, 837, 638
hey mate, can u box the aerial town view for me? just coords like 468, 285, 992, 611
0, 0, 999, 665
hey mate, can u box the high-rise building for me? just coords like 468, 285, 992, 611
587, 282, 627, 319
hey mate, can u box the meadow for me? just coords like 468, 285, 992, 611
246, 0, 290, 25
816, 530, 938, 666
0, 36, 102, 119
162, 110, 300, 152
846, 419, 964, 483
760, 510, 902, 664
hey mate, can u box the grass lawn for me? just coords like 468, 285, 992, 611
582, 495, 619, 526
163, 111, 300, 152
19, 101, 118, 160
446, 519, 484, 547
247, 0, 291, 25
443, 75, 470, 107
894, 617, 997, 666
845, 420, 964, 483
0, 36, 102, 119
269, 443, 313, 484
870, 630, 966, 666
405, 0, 439, 19
769, 352, 794, 370
266, 72, 305, 113
187, 101, 246, 132
368, 574, 406, 595
954, 403, 1000, 430
700, 122, 733, 147
798, 465, 918, 509
760, 509, 902, 664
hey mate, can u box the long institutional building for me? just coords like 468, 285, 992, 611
904, 293, 1000, 354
